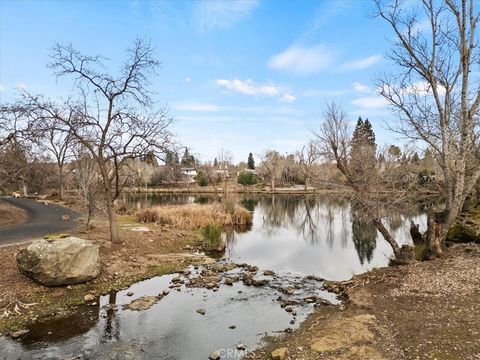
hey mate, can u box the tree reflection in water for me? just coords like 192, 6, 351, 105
102, 291, 120, 342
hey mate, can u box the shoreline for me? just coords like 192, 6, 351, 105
246, 243, 480, 360
0, 216, 211, 334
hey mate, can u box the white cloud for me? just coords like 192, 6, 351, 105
378, 81, 446, 97
405, 81, 446, 96
216, 78, 280, 96
351, 96, 388, 109
268, 44, 338, 75
280, 93, 296, 103
16, 83, 27, 90
338, 54, 382, 72
185, 77, 191, 82
173, 102, 221, 112
351, 82, 371, 93
0, 83, 5, 92
216, 78, 297, 103
195, 0, 259, 31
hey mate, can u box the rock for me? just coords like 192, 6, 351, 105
253, 279, 269, 286
281, 286, 295, 295
263, 270, 275, 276
237, 343, 246, 350
127, 292, 134, 297
10, 329, 29, 338
84, 294, 95, 302
305, 274, 324, 281
131, 226, 150, 232
171, 276, 181, 283
61, 214, 70, 221
285, 307, 293, 313
162, 289, 171, 295
125, 295, 159, 311
16, 237, 100, 286
224, 277, 234, 286
196, 308, 206, 315
271, 347, 288, 360
242, 272, 254, 286
209, 350, 221, 360
229, 325, 236, 329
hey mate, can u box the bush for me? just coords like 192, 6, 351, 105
195, 171, 209, 187
201, 223, 224, 252
237, 171, 257, 188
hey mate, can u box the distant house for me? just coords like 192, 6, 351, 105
181, 167, 197, 182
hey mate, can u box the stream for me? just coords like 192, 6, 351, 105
0, 194, 429, 359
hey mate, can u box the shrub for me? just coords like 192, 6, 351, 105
201, 223, 224, 252
237, 171, 257, 188
135, 203, 252, 230
195, 171, 209, 187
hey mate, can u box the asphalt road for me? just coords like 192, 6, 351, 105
0, 197, 80, 245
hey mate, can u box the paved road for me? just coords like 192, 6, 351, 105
0, 197, 80, 245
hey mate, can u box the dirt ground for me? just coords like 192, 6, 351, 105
247, 243, 480, 360
0, 200, 27, 227
0, 215, 210, 333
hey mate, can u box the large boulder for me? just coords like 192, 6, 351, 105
16, 237, 100, 286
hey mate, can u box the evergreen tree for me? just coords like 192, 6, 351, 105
363, 119, 376, 146
181, 148, 195, 167
351, 116, 377, 180
213, 158, 218, 167
351, 117, 364, 149
247, 152, 255, 170
164, 151, 173, 166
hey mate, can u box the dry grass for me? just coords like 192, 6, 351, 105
136, 203, 252, 229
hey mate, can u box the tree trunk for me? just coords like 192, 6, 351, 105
21, 182, 28, 197
423, 212, 446, 259
372, 218, 401, 259
58, 165, 64, 201
105, 189, 120, 244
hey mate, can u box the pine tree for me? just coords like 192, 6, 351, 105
181, 148, 195, 167
247, 152, 255, 170
213, 158, 218, 167
363, 119, 376, 147
351, 116, 377, 180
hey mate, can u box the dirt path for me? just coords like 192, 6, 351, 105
247, 243, 480, 360
0, 197, 79, 245
0, 200, 27, 227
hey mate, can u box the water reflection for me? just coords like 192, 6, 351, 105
119, 193, 428, 280
103, 292, 120, 342
222, 194, 427, 280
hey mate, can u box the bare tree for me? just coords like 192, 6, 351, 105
73, 153, 99, 230
0, 105, 30, 149
23, 39, 173, 243
296, 141, 321, 190
374, 0, 480, 257
314, 102, 414, 262
38, 126, 72, 200
217, 148, 232, 195
259, 150, 282, 191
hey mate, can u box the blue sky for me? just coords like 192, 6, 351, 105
1, 0, 403, 163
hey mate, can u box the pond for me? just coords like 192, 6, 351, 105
1, 194, 429, 359
122, 193, 428, 280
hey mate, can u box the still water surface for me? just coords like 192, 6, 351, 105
1, 194, 428, 359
